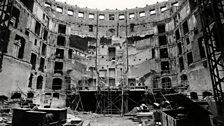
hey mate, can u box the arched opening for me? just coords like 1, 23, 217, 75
36, 75, 43, 89
52, 78, 62, 90
11, 92, 21, 99
161, 77, 171, 89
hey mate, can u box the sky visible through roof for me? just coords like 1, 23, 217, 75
55, 0, 166, 10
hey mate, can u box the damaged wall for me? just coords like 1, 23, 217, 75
0, 0, 218, 109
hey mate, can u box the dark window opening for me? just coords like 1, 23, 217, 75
186, 38, 190, 44
27, 92, 34, 98
65, 76, 71, 85
161, 61, 169, 72
43, 29, 48, 41
89, 25, 93, 32
202, 91, 212, 99
152, 48, 155, 58
182, 20, 189, 35
10, 7, 20, 28
175, 29, 180, 40
160, 48, 168, 58
55, 48, 64, 59
15, 35, 25, 59
20, 0, 34, 12
68, 49, 73, 59
36, 75, 43, 89
54, 62, 63, 75
190, 92, 198, 100
158, 24, 166, 34
69, 35, 93, 51
28, 74, 33, 88
100, 36, 112, 45
25, 30, 29, 36
58, 24, 66, 34
11, 92, 21, 99
187, 52, 193, 65
109, 14, 115, 20
159, 35, 167, 46
41, 43, 47, 56
52, 78, 62, 90
198, 37, 206, 58
34, 39, 37, 45
57, 35, 65, 46
194, 28, 199, 35
30, 53, 37, 69
152, 76, 160, 88
179, 57, 184, 71
108, 47, 116, 60
162, 77, 171, 88
35, 21, 41, 36
39, 57, 45, 72
130, 23, 135, 32
177, 43, 182, 55
180, 74, 188, 82
53, 93, 59, 98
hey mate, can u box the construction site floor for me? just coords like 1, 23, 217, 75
75, 112, 140, 126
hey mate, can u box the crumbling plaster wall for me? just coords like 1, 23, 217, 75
0, 56, 31, 97
1, 0, 216, 107
0, 1, 34, 98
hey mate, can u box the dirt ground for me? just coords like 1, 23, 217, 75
90, 116, 139, 126
75, 113, 140, 126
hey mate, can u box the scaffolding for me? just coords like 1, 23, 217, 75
198, 0, 224, 124
68, 6, 177, 116
0, 0, 15, 71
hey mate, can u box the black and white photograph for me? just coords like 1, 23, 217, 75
0, 0, 224, 125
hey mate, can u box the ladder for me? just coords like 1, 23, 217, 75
107, 89, 113, 115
